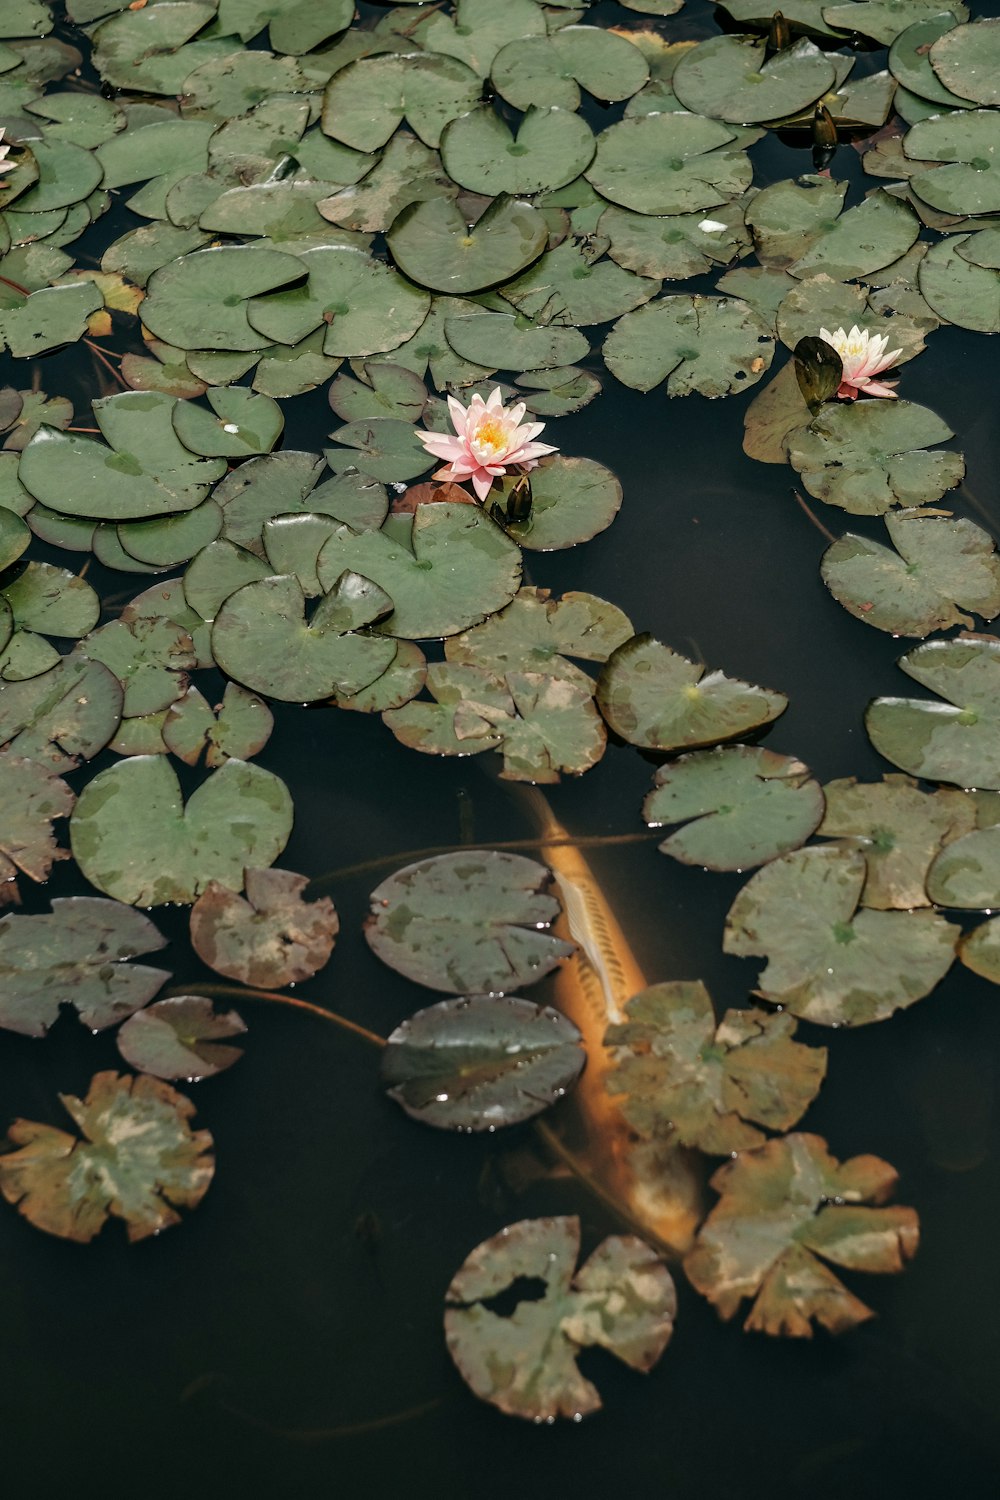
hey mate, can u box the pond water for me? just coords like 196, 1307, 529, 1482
1, 2, 999, 1496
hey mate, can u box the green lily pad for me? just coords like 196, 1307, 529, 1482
116, 996, 246, 1083
499, 237, 660, 327
321, 51, 481, 152
314, 503, 522, 640
70, 755, 294, 907
491, 26, 649, 111
821, 507, 1000, 636
918, 234, 1000, 332
673, 36, 836, 124
171, 388, 283, 458
365, 849, 573, 995
903, 111, 1000, 218
330, 638, 426, 714
91, 3, 239, 96
0, 755, 74, 896
604, 293, 773, 396
443, 312, 588, 373
644, 745, 824, 871
888, 14, 975, 112
183, 539, 271, 620
605, 981, 827, 1154
818, 774, 976, 910
742, 361, 814, 465
383, 662, 607, 783
929, 17, 1000, 108
445, 1217, 675, 1422
717, 0, 846, 38
599, 199, 751, 282
329, 362, 428, 424
825, 1, 968, 46
386, 194, 549, 297
684, 1133, 919, 1336
924, 824, 1000, 909
325, 418, 432, 484
1, 560, 99, 638
0, 281, 103, 358
746, 175, 848, 269
141, 246, 305, 352
493, 456, 622, 553
586, 111, 753, 216
867, 636, 1000, 789
415, 0, 547, 77
598, 635, 787, 751
958, 915, 1000, 985
190, 867, 338, 988
723, 843, 958, 1025
441, 105, 594, 197
774, 277, 930, 364
212, 571, 397, 702
958, 226, 1000, 269
381, 994, 585, 1131
514, 366, 602, 417
83, 614, 196, 718
0, 896, 167, 1037
211, 452, 386, 555
446, 587, 632, 688
116, 499, 223, 569
786, 190, 919, 282
18, 390, 226, 522
0, 652, 123, 771
120, 576, 212, 668
318, 132, 457, 236
0, 1070, 214, 1243
785, 400, 964, 515
162, 682, 273, 768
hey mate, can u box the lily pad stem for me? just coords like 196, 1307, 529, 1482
164, 983, 387, 1050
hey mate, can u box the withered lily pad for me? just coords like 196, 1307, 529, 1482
684, 1133, 919, 1337
116, 996, 247, 1082
162, 683, 274, 768
866, 636, 1000, 788
785, 401, 964, 515
190, 868, 338, 988
819, 775, 976, 909
723, 843, 958, 1025
0, 896, 167, 1037
644, 745, 824, 870
365, 850, 573, 995
70, 756, 293, 907
605, 982, 827, 1155
0, 756, 74, 895
597, 635, 787, 752
0, 1071, 214, 1244
821, 507, 1000, 636
381, 995, 585, 1131
445, 1216, 675, 1421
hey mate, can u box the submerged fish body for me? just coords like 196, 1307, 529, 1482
522, 789, 705, 1257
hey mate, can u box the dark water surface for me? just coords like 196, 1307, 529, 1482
2, 4, 999, 1497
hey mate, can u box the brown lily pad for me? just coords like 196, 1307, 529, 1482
190, 868, 339, 989
116, 996, 247, 1082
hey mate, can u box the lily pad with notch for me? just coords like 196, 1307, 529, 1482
386, 194, 549, 297
162, 682, 273, 768
785, 400, 964, 515
605, 293, 773, 397
171, 388, 284, 458
598, 200, 752, 283
365, 849, 573, 996
440, 105, 595, 198
918, 234, 1000, 333
0, 756, 74, 899
672, 35, 837, 125
495, 456, 623, 553
723, 843, 958, 1025
644, 745, 824, 871
446, 587, 633, 688
141, 246, 306, 352
0, 652, 123, 771
0, 1071, 214, 1244
605, 981, 827, 1155
116, 996, 246, 1083
490, 25, 649, 111
190, 867, 338, 989
929, 16, 1000, 108
381, 994, 585, 1131
321, 51, 482, 152
866, 635, 1000, 789
445, 1215, 675, 1421
586, 111, 754, 216
498, 238, 660, 328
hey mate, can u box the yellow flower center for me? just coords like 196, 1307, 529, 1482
474, 417, 508, 455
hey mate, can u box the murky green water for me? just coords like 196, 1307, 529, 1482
2, 2, 999, 1496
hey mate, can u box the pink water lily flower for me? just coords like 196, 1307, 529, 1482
820, 324, 902, 400
416, 387, 557, 502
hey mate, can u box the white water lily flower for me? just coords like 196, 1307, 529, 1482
0, 127, 13, 174
819, 324, 902, 400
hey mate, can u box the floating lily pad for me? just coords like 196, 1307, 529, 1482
644, 745, 824, 871
365, 850, 573, 995
381, 994, 585, 1132
825, 1, 968, 46
116, 996, 246, 1082
597, 635, 787, 752
515, 366, 602, 417
83, 614, 196, 718
786, 401, 964, 515
746, 175, 847, 269
329, 362, 428, 425
0, 1071, 214, 1244
716, 0, 845, 39
141, 246, 305, 352
318, 132, 456, 236
210, 450, 383, 555
586, 111, 753, 216
496, 456, 623, 553
787, 190, 919, 282
723, 843, 958, 1025
0, 281, 103, 358
742, 362, 814, 464
867, 635, 1000, 789
904, 111, 1000, 218
190, 867, 338, 988
605, 981, 826, 1154
314, 503, 522, 640
1, 560, 99, 638
599, 200, 751, 282
441, 105, 595, 197
446, 587, 632, 688
212, 571, 397, 702
0, 896, 167, 1037
386, 194, 549, 297
0, 756, 74, 896
443, 312, 587, 373
70, 756, 294, 907
918, 234, 1000, 333
958, 916, 1000, 985
415, 0, 548, 77
673, 36, 836, 124
775, 277, 929, 365
0, 652, 123, 771
821, 507, 1000, 636
321, 52, 481, 152
889, 14, 975, 112
491, 26, 649, 111
499, 237, 660, 327
929, 17, 1000, 108
171, 387, 283, 458
383, 662, 607, 783
818, 775, 976, 909
684, 1133, 919, 1337
926, 825, 1000, 909
18, 390, 226, 522
330, 638, 427, 714
445, 1216, 675, 1421
162, 682, 273, 768
605, 293, 773, 397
